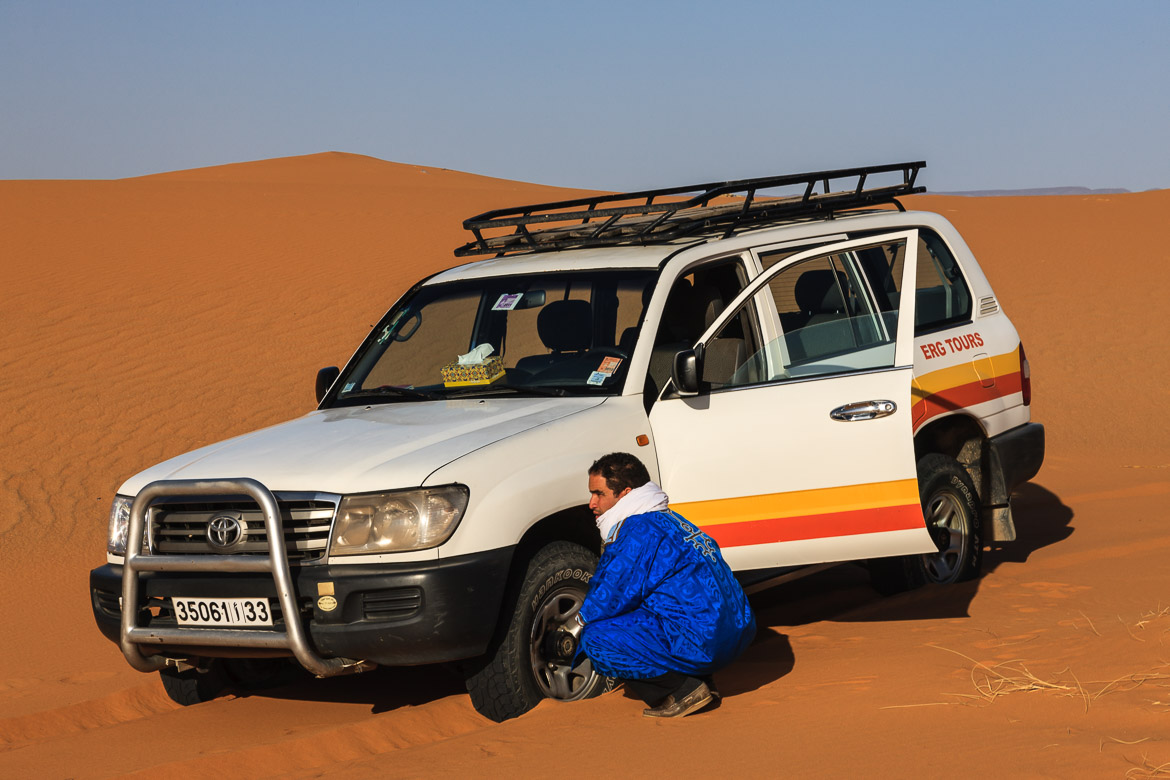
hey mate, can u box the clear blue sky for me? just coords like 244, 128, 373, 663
2, 0, 1167, 192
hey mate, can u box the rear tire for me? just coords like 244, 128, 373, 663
917, 453, 982, 584
464, 541, 612, 722
869, 454, 982, 594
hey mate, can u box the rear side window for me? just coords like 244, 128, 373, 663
913, 232, 971, 331
853, 230, 972, 334
703, 236, 909, 392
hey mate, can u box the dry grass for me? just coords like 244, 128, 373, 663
929, 645, 1170, 712
1135, 606, 1170, 631
1126, 757, 1170, 778
1080, 611, 1103, 637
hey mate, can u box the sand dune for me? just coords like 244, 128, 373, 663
1, 153, 1168, 777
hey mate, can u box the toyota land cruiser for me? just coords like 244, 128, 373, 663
90, 162, 1045, 721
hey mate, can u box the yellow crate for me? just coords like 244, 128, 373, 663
441, 356, 506, 387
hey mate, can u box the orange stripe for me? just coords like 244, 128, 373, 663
673, 479, 919, 527
704, 503, 924, 548
912, 370, 1022, 429
668, 479, 924, 549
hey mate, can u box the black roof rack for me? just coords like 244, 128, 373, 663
454, 161, 925, 257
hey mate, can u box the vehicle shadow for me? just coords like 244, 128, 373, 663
748, 481, 1074, 626
984, 481, 1075, 568
245, 663, 467, 714
251, 635, 797, 714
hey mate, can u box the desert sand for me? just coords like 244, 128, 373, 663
1, 153, 1168, 778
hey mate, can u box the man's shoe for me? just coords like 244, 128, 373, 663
642, 682, 713, 718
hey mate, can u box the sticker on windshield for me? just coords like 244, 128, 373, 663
596, 356, 622, 376
377, 311, 406, 344
587, 371, 607, 386
492, 293, 523, 311
342, 382, 355, 393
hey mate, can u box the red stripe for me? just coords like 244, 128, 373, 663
704, 503, 924, 549
912, 370, 1022, 430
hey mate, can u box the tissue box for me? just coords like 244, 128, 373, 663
441, 356, 506, 387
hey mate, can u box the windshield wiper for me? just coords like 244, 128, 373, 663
443, 383, 566, 398
345, 385, 439, 401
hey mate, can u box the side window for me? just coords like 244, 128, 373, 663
704, 297, 766, 390
711, 237, 906, 389
648, 258, 751, 400
914, 232, 971, 331
757, 239, 841, 273
853, 230, 971, 333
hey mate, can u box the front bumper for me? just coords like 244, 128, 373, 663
91, 546, 513, 667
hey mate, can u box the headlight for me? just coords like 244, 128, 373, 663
331, 485, 469, 555
107, 495, 134, 555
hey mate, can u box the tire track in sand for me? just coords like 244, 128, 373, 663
0, 679, 493, 779
0, 680, 178, 751
117, 696, 492, 779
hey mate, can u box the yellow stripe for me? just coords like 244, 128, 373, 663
670, 478, 920, 527
913, 348, 1018, 399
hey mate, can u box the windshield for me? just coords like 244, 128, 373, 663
331, 269, 657, 405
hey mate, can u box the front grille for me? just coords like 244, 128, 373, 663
149, 497, 335, 563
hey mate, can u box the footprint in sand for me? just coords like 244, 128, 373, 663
0, 678, 41, 697
972, 631, 1044, 650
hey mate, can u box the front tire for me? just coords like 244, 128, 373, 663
465, 541, 610, 722
158, 662, 228, 706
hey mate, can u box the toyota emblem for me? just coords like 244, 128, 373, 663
206, 514, 247, 550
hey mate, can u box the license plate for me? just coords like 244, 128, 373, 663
172, 597, 273, 627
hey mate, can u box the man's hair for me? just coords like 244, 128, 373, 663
589, 452, 651, 495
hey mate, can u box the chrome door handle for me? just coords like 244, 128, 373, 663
830, 400, 897, 422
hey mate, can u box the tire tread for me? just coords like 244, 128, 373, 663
465, 541, 598, 722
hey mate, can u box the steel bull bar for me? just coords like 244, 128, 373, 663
120, 478, 370, 677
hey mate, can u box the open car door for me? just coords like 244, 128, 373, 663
649, 230, 938, 572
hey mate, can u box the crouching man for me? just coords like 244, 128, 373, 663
577, 452, 756, 718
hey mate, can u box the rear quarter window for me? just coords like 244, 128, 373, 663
913, 231, 972, 333
852, 229, 972, 334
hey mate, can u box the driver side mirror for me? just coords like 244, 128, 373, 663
316, 366, 340, 404
671, 349, 701, 397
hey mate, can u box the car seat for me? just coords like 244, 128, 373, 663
787, 268, 855, 362
694, 286, 746, 386
513, 299, 593, 375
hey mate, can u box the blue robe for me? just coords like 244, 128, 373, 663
579, 509, 756, 679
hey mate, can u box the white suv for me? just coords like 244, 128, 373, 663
90, 162, 1044, 721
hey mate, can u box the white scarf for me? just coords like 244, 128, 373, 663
596, 481, 670, 543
